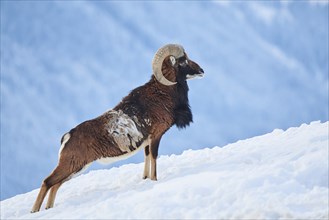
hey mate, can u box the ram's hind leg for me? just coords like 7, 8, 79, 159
31, 163, 73, 213
31, 180, 50, 213
45, 180, 65, 209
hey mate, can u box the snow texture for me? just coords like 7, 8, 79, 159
1, 121, 328, 219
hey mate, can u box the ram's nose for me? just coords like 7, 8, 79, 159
198, 68, 205, 78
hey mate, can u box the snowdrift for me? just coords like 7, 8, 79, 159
1, 121, 328, 219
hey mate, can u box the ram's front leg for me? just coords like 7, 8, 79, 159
149, 153, 158, 181
143, 145, 150, 179
150, 137, 161, 180
143, 137, 161, 180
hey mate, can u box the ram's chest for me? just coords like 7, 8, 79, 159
105, 110, 145, 153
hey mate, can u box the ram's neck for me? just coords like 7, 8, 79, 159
114, 78, 175, 131
173, 80, 193, 129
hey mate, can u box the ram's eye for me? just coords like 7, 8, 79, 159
178, 57, 188, 66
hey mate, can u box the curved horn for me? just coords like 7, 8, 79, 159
152, 44, 185, 86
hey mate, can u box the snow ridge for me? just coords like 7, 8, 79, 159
1, 121, 328, 219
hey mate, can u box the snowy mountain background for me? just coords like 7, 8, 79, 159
1, 1, 328, 201
1, 121, 328, 219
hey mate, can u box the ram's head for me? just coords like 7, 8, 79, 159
152, 44, 204, 86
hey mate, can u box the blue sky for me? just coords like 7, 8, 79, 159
1, 1, 328, 200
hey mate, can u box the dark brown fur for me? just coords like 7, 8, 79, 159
31, 54, 203, 213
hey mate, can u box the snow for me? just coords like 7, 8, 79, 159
1, 121, 328, 219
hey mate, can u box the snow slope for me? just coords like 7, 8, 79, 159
1, 121, 328, 219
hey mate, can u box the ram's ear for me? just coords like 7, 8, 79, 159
169, 56, 176, 66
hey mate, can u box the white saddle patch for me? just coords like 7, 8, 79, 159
105, 110, 143, 152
